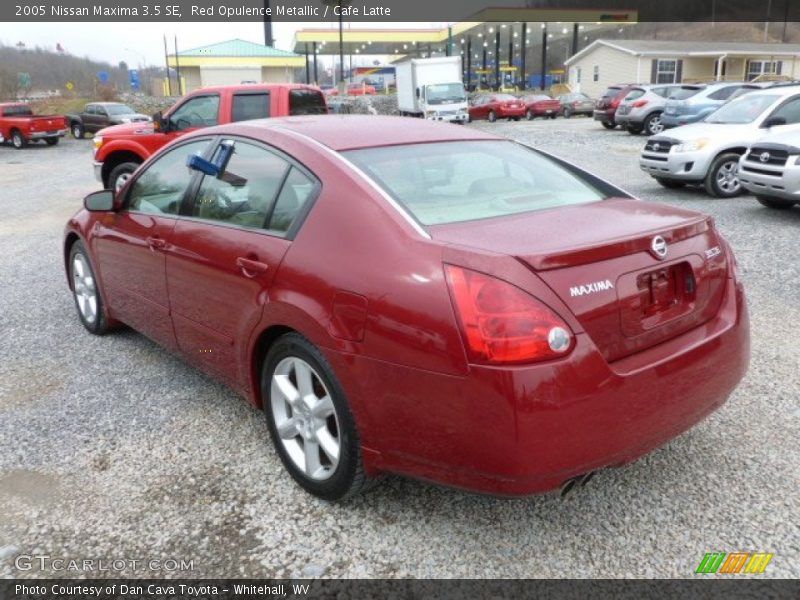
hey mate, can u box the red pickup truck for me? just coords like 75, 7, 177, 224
93, 83, 328, 190
0, 103, 69, 149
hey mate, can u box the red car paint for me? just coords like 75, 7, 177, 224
521, 94, 561, 118
93, 83, 327, 187
64, 115, 749, 496
469, 94, 527, 121
0, 102, 69, 147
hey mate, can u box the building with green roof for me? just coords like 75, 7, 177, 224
167, 39, 305, 93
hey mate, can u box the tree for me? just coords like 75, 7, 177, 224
118, 60, 128, 71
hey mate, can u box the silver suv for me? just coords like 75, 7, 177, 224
739, 129, 800, 210
615, 84, 682, 136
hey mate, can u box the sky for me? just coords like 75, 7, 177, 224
2, 22, 436, 69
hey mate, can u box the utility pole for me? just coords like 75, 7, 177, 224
163, 35, 172, 96
263, 0, 274, 46
174, 36, 182, 95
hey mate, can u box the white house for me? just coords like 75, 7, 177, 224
565, 39, 800, 97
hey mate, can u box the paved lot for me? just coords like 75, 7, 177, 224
0, 119, 797, 579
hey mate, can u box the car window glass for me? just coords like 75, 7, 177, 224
267, 168, 317, 236
86, 105, 96, 115
768, 97, 800, 124
345, 141, 605, 226
192, 141, 290, 230
170, 95, 220, 130
232, 93, 270, 122
289, 89, 328, 115
670, 87, 702, 100
708, 86, 740, 101
625, 89, 646, 101
127, 140, 210, 215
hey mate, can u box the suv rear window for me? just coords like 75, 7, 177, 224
602, 87, 623, 98
344, 141, 605, 226
289, 89, 327, 115
624, 89, 646, 101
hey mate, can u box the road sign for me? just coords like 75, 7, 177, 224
65, 81, 74, 91
18, 72, 31, 89
97, 71, 109, 83
129, 69, 140, 90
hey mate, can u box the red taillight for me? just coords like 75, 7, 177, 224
444, 265, 574, 365
632, 100, 649, 108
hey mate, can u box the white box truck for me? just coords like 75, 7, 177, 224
395, 56, 468, 123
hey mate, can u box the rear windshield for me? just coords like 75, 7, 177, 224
289, 89, 327, 115
2, 105, 33, 117
602, 87, 622, 98
670, 87, 703, 100
344, 141, 606, 226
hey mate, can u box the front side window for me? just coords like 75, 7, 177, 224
126, 140, 211, 215
170, 95, 220, 130
767, 97, 800, 125
344, 141, 606, 226
232, 93, 270, 122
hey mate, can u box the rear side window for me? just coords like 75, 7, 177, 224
708, 86, 741, 101
625, 89, 646, 101
267, 168, 317, 236
2, 105, 33, 116
192, 141, 289, 229
289, 89, 327, 115
344, 141, 605, 226
232, 93, 270, 122
602, 87, 621, 98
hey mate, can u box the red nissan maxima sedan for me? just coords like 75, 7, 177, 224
521, 94, 561, 120
64, 116, 749, 500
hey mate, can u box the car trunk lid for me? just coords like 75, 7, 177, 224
428, 198, 729, 363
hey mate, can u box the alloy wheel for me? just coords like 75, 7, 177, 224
270, 356, 340, 481
716, 160, 740, 194
647, 114, 664, 135
114, 172, 132, 192
72, 253, 98, 324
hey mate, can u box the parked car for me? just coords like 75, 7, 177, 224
593, 84, 638, 129
661, 83, 760, 129
64, 115, 749, 500
738, 129, 800, 209
615, 84, 682, 136
346, 83, 377, 96
0, 102, 68, 149
640, 86, 800, 197
93, 84, 327, 191
468, 93, 526, 122
557, 92, 595, 118
67, 102, 150, 139
521, 94, 561, 120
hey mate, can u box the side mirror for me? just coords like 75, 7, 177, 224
763, 116, 787, 128
84, 190, 114, 212
152, 110, 168, 132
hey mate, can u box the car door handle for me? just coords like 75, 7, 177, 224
146, 236, 167, 251
236, 257, 269, 277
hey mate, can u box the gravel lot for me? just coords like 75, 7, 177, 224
0, 118, 798, 579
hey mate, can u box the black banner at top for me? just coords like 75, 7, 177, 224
3, 0, 800, 23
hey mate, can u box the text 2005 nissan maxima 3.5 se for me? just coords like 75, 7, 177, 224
64, 116, 750, 500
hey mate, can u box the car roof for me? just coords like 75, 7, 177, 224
203, 115, 503, 152
742, 84, 800, 98
186, 83, 320, 95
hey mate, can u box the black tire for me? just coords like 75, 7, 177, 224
71, 122, 85, 139
601, 121, 616, 130
526, 109, 534, 120
549, 114, 557, 120
488, 110, 497, 123
563, 108, 573, 118
68, 240, 110, 335
107, 161, 140, 192
654, 177, 686, 189
644, 112, 664, 136
512, 117, 520, 122
704, 152, 744, 198
757, 196, 796, 210
44, 137, 59, 146
626, 125, 644, 135
10, 129, 27, 149
262, 333, 370, 501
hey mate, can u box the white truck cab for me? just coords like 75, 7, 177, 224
396, 57, 468, 123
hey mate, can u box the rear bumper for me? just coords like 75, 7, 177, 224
498, 107, 526, 118
593, 109, 615, 122
29, 128, 68, 140
739, 160, 800, 201
338, 277, 749, 496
